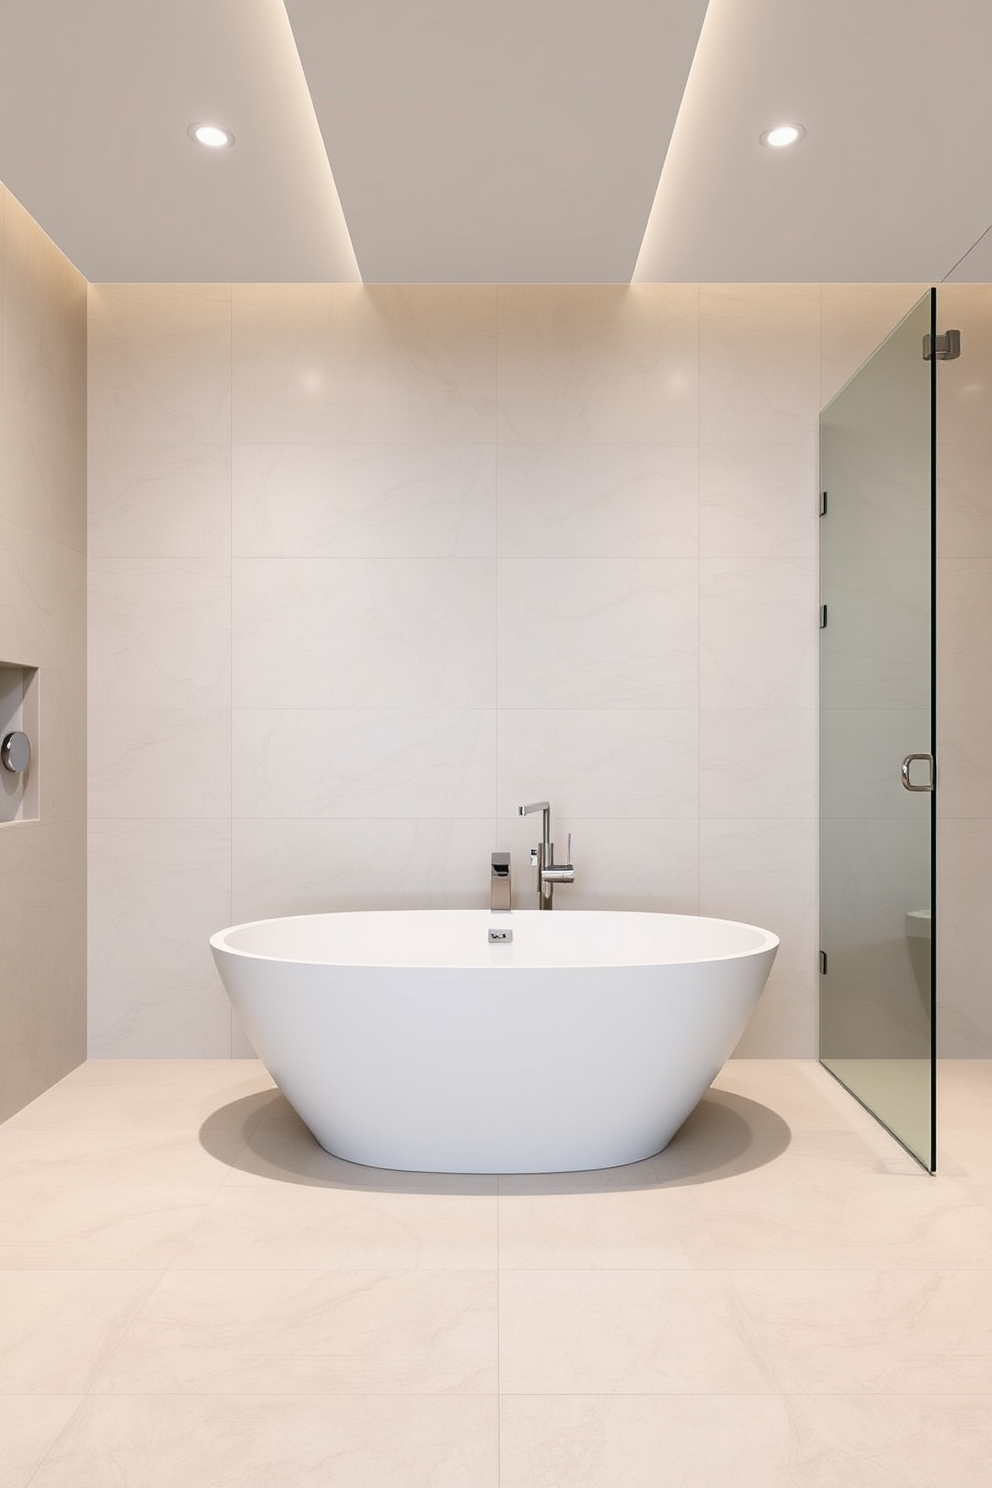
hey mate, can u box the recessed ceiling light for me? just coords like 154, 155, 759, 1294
187, 123, 235, 149
759, 123, 805, 149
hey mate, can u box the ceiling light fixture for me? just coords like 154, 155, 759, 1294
759, 123, 805, 149
187, 122, 235, 149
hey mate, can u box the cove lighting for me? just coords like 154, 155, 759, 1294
759, 123, 805, 149
187, 123, 235, 149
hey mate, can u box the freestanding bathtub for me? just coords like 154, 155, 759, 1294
210, 909, 778, 1174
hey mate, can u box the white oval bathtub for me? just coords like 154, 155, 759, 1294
210, 910, 778, 1174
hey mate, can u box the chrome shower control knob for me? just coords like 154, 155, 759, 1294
1, 731, 30, 774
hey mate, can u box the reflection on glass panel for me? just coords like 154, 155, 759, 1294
819, 290, 935, 1171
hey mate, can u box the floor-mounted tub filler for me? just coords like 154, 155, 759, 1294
210, 910, 778, 1174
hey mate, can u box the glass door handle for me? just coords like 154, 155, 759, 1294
901, 754, 934, 792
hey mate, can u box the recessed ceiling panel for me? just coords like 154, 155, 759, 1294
635, 0, 992, 283
286, 0, 710, 283
0, 0, 358, 282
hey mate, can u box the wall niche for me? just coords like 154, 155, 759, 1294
0, 662, 40, 825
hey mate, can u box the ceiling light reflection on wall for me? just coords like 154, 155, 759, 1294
759, 123, 805, 149
187, 123, 235, 149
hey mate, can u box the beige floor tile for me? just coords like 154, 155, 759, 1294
736, 1269, 992, 1394
90, 1269, 498, 1395
170, 1181, 498, 1270
687, 1167, 992, 1268
0, 1272, 159, 1392
0, 1397, 82, 1488
783, 1394, 992, 1488
499, 1394, 803, 1488
3, 1062, 275, 1133
0, 1185, 217, 1268
497, 1181, 705, 1270
0, 1125, 244, 1188
499, 1270, 774, 1394
25, 1394, 499, 1488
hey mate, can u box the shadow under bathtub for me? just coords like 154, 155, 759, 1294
199, 1087, 792, 1195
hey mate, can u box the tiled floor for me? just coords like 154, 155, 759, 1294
0, 1058, 989, 1486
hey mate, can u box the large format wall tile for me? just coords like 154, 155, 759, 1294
88, 443, 232, 559
497, 285, 698, 444
233, 443, 496, 559
231, 285, 497, 443
700, 557, 818, 710
88, 559, 231, 711
700, 285, 820, 448
233, 708, 495, 820
233, 558, 495, 710
497, 443, 698, 558
497, 558, 698, 710
88, 710, 231, 820
88, 286, 231, 445
699, 443, 816, 559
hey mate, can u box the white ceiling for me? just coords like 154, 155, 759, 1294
0, 0, 990, 285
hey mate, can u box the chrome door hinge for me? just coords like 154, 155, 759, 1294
923, 329, 961, 361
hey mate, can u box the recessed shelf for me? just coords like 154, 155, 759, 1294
0, 661, 40, 825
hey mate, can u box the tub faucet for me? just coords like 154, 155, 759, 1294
490, 851, 511, 912
518, 800, 574, 910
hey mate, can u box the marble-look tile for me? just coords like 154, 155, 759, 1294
90, 1269, 498, 1395
88, 285, 232, 445
87, 709, 231, 819
499, 1269, 773, 1393
699, 285, 820, 448
0, 1271, 158, 1392
2, 191, 87, 444
820, 283, 928, 408
782, 1393, 992, 1488
87, 965, 235, 1060
699, 709, 816, 819
0, 404, 85, 553
938, 438, 992, 559
497, 1180, 704, 1270
232, 708, 494, 819
699, 443, 817, 559
938, 558, 992, 710
0, 821, 86, 1119
934, 706, 992, 819
0, 1184, 215, 1269
497, 813, 699, 914
689, 1175, 992, 1271
0, 1395, 83, 1488
731, 966, 817, 1060
0, 520, 86, 672
88, 443, 232, 558
498, 558, 697, 709
933, 284, 992, 447
936, 819, 992, 1057
497, 709, 697, 821
499, 1394, 802, 1488
698, 818, 817, 973
231, 284, 497, 443
736, 1269, 992, 1393
87, 818, 231, 974
497, 443, 698, 558
497, 284, 698, 444
34, 665, 87, 826
170, 1182, 497, 1270
2, 1060, 274, 1133
233, 443, 495, 558
231, 817, 497, 921
27, 1395, 498, 1488
700, 557, 817, 709
87, 558, 231, 711
232, 557, 495, 709
0, 1125, 243, 1190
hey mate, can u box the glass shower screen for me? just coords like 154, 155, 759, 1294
819, 289, 936, 1171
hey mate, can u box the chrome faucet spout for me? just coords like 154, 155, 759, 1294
518, 799, 574, 910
